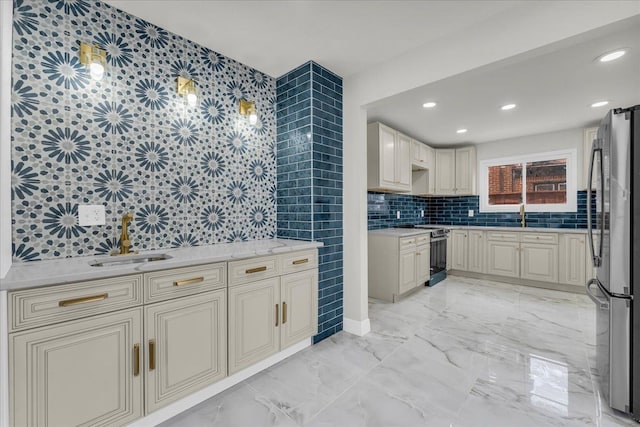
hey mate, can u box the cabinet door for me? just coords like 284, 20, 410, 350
425, 146, 436, 195
468, 230, 485, 273
416, 244, 431, 284
411, 140, 423, 165
450, 230, 469, 271
486, 241, 520, 278
280, 269, 318, 349
145, 290, 227, 413
399, 249, 417, 295
11, 309, 143, 427
435, 149, 456, 194
520, 243, 558, 283
228, 278, 280, 374
559, 234, 586, 286
379, 124, 398, 188
396, 133, 412, 189
455, 147, 476, 195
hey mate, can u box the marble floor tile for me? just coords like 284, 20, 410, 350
161, 276, 638, 427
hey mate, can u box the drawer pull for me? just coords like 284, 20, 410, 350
416, 253, 421, 256
133, 344, 140, 377
292, 258, 309, 265
246, 266, 267, 274
58, 293, 108, 307
149, 340, 156, 371
174, 277, 204, 287
275, 303, 279, 327
283, 302, 287, 324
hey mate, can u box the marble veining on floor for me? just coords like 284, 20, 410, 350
160, 277, 636, 426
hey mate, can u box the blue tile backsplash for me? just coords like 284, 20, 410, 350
11, 0, 277, 261
368, 191, 594, 229
276, 62, 343, 343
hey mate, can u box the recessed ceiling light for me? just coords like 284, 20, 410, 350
591, 101, 609, 108
456, 129, 468, 134
501, 103, 516, 111
598, 49, 627, 63
422, 102, 437, 108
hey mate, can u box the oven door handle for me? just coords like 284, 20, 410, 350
430, 237, 448, 243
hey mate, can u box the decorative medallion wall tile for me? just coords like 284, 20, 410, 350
11, 0, 276, 261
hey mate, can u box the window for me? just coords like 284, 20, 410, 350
479, 150, 577, 212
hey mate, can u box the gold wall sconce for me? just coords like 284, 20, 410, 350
239, 99, 258, 125
79, 42, 106, 81
177, 76, 198, 107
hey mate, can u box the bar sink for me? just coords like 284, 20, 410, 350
89, 253, 172, 267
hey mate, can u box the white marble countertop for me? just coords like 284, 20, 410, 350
418, 225, 588, 234
368, 228, 433, 237
0, 238, 323, 292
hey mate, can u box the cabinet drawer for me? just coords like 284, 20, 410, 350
228, 255, 280, 286
521, 233, 558, 244
281, 249, 318, 275
9, 275, 143, 332
144, 263, 226, 304
399, 237, 416, 249
415, 234, 430, 246
486, 231, 520, 242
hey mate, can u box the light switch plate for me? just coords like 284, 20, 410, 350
396, 211, 401, 219
468, 209, 474, 217
78, 204, 106, 226
421, 210, 424, 217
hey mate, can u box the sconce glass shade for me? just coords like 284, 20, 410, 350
239, 99, 258, 125
79, 42, 106, 81
177, 76, 198, 107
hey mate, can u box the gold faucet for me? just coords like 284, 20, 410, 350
114, 212, 135, 256
519, 204, 526, 228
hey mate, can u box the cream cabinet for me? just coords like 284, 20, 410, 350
369, 232, 430, 302
144, 290, 227, 413
434, 146, 476, 195
450, 230, 469, 271
468, 230, 485, 273
559, 234, 587, 287
520, 242, 558, 283
486, 232, 521, 278
367, 122, 411, 192
411, 139, 430, 169
228, 253, 318, 375
10, 308, 144, 427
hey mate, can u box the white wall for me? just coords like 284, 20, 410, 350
0, 1, 13, 279
342, 2, 639, 332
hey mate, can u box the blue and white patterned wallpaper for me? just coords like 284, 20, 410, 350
11, 0, 277, 261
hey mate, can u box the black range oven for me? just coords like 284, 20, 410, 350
427, 228, 449, 286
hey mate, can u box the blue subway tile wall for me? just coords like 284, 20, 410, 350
276, 62, 343, 344
367, 192, 429, 230
368, 191, 594, 230
10, 0, 277, 261
427, 191, 594, 228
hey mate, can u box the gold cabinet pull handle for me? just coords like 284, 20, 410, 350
416, 253, 421, 256
292, 258, 309, 265
133, 344, 140, 377
174, 277, 204, 287
275, 303, 279, 327
283, 302, 287, 324
149, 340, 156, 371
58, 293, 108, 307
246, 266, 267, 274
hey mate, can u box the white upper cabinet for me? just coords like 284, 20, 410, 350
411, 139, 429, 169
367, 122, 412, 192
435, 147, 476, 195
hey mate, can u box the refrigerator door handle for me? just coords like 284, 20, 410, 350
587, 139, 603, 267
586, 278, 609, 310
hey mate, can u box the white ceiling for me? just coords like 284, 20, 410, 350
104, 1, 639, 147
104, 0, 523, 78
366, 16, 640, 146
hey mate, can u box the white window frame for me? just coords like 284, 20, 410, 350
479, 149, 577, 213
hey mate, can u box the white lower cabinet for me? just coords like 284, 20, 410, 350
467, 230, 485, 273
416, 244, 431, 284
450, 230, 469, 271
520, 242, 558, 283
559, 234, 587, 287
399, 248, 418, 295
228, 268, 318, 375
144, 290, 227, 413
10, 308, 143, 427
486, 240, 520, 278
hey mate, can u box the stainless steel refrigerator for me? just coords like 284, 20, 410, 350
586, 105, 639, 417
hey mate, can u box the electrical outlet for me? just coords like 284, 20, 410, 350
78, 204, 106, 226
421, 210, 424, 217
396, 211, 401, 219
468, 209, 474, 217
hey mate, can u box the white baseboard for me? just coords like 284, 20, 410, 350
0, 292, 8, 427
342, 317, 371, 336
127, 338, 312, 427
